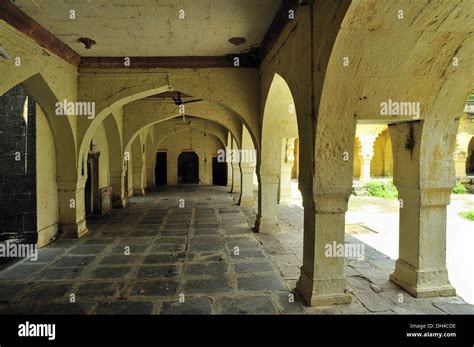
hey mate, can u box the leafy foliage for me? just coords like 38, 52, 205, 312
459, 211, 474, 221
452, 181, 467, 194
365, 180, 398, 199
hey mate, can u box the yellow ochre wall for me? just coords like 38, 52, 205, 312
36, 106, 59, 247
157, 130, 223, 185
93, 123, 110, 189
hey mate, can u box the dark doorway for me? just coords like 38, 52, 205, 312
155, 152, 167, 185
178, 152, 199, 184
124, 161, 129, 197
85, 152, 100, 218
212, 157, 227, 185
467, 137, 474, 175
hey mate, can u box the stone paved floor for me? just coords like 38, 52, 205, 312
0, 185, 473, 315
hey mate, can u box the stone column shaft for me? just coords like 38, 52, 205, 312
280, 138, 296, 202
296, 192, 352, 306
110, 170, 127, 208
390, 187, 456, 297
231, 163, 241, 194
146, 165, 155, 188
279, 163, 293, 202
454, 154, 468, 179
57, 178, 88, 238
255, 174, 280, 233
239, 164, 255, 207
357, 135, 376, 183
133, 168, 145, 196
227, 161, 233, 187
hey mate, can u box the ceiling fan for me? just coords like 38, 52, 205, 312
171, 91, 203, 106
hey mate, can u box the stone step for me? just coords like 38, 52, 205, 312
352, 185, 368, 196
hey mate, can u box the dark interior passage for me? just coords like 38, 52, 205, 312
178, 151, 199, 184
155, 152, 167, 185
467, 137, 474, 175
85, 152, 100, 218
212, 156, 227, 185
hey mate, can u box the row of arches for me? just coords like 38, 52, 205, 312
1, 0, 473, 307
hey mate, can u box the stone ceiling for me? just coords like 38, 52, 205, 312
11, 0, 283, 57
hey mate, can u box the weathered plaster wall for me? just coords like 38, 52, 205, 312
158, 129, 222, 185
77, 67, 259, 173
353, 137, 361, 177
123, 99, 242, 151
93, 123, 110, 189
126, 148, 134, 197
371, 130, 393, 177
0, 22, 78, 147
36, 106, 59, 247
1, 21, 84, 238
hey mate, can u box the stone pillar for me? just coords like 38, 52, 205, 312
357, 134, 376, 183
255, 174, 280, 232
110, 169, 127, 208
296, 190, 352, 306
226, 134, 233, 187
239, 163, 255, 207
279, 138, 295, 203
453, 152, 468, 179
227, 160, 233, 187
231, 163, 241, 194
146, 164, 155, 189
389, 122, 456, 298
455, 132, 472, 179
390, 186, 456, 297
57, 178, 88, 238
133, 166, 145, 196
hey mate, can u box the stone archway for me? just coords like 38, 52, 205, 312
154, 122, 227, 186
178, 152, 199, 184
103, 113, 126, 208
467, 137, 474, 175
20, 74, 82, 240
296, 0, 474, 305
256, 73, 299, 233
145, 132, 155, 189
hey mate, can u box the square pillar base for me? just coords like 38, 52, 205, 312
390, 259, 456, 298
296, 268, 352, 306
113, 198, 128, 209
278, 194, 293, 204
133, 188, 145, 196
255, 217, 280, 233
238, 196, 254, 207
60, 220, 88, 239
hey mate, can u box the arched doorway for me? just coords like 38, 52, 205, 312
212, 156, 227, 186
155, 151, 167, 185
467, 137, 474, 175
84, 140, 100, 218
178, 152, 199, 184
257, 73, 299, 231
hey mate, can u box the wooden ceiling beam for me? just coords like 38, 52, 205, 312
259, 0, 301, 62
79, 55, 258, 69
0, 1, 81, 67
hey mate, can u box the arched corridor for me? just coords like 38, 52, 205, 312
1, 0, 474, 323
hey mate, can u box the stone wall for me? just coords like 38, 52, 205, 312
0, 84, 36, 245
